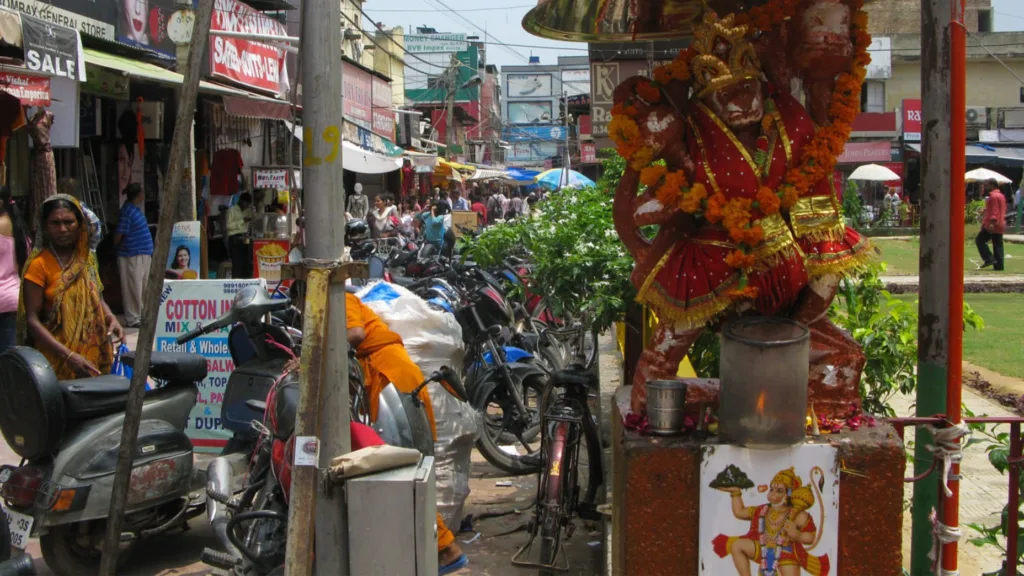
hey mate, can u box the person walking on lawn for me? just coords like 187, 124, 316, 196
977, 183, 1007, 271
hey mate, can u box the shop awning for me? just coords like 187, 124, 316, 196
83, 48, 294, 115
906, 143, 1024, 167
342, 141, 401, 174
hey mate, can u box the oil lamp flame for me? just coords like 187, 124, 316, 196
755, 390, 766, 416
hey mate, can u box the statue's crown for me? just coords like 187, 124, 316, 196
690, 11, 762, 99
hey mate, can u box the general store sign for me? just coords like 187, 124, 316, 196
210, 0, 288, 95
0, 0, 114, 40
371, 74, 394, 140
0, 72, 49, 106
343, 61, 372, 131
902, 98, 922, 142
405, 32, 467, 53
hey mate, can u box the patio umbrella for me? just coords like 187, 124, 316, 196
848, 163, 901, 181
535, 168, 596, 190
965, 167, 1012, 184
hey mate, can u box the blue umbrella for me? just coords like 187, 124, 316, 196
506, 167, 541, 183
535, 169, 596, 190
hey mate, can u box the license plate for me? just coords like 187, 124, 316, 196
2, 506, 33, 550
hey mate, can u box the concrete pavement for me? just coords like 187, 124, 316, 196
882, 274, 1024, 293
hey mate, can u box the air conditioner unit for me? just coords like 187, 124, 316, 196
966, 106, 988, 126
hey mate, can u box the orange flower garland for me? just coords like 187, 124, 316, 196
610, 0, 870, 302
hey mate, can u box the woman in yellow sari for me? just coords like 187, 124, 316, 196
17, 194, 124, 379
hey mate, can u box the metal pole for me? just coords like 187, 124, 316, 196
98, 0, 216, 572
283, 0, 350, 571
446, 54, 457, 159
1007, 422, 1021, 576
942, 1, 967, 572
912, 1, 952, 574
563, 92, 569, 190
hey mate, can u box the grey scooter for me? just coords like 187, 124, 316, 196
0, 347, 208, 575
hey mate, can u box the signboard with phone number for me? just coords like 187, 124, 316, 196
153, 279, 265, 453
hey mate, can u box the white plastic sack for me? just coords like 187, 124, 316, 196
356, 281, 465, 375
428, 381, 480, 528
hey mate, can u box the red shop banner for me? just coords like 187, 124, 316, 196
343, 62, 372, 131
211, 0, 289, 95
580, 142, 597, 164
371, 74, 394, 140
903, 98, 922, 142
0, 72, 49, 107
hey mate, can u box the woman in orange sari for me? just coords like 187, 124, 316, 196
17, 194, 124, 378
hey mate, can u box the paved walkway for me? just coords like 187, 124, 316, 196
882, 274, 1024, 292
891, 384, 1013, 574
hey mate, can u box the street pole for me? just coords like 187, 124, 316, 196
911, 1, 952, 573
282, 0, 350, 572
562, 91, 570, 189
942, 0, 967, 572
98, 0, 216, 572
446, 54, 457, 159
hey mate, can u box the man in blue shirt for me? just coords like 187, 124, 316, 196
114, 184, 154, 328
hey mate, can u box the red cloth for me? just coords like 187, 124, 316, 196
350, 422, 386, 449
471, 201, 487, 226
983, 190, 1007, 234
211, 149, 244, 196
402, 165, 415, 198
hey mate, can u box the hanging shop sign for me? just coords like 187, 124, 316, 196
1, 0, 115, 41
0, 71, 49, 106
156, 278, 265, 452
405, 32, 467, 54
21, 14, 86, 81
252, 166, 298, 190
371, 74, 394, 140
580, 142, 597, 164
343, 61, 372, 132
210, 0, 289, 95
902, 98, 922, 142
82, 63, 129, 98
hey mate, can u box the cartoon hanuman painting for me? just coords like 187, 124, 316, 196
712, 467, 829, 576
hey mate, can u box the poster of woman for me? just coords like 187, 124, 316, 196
699, 444, 840, 576
166, 221, 201, 279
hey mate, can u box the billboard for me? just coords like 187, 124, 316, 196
508, 101, 552, 124
210, 0, 289, 95
504, 124, 566, 142
866, 36, 892, 79
405, 32, 467, 53
561, 68, 590, 97
508, 141, 559, 163
591, 60, 654, 148
507, 74, 552, 98
343, 61, 372, 131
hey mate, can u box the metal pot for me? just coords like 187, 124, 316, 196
646, 380, 688, 436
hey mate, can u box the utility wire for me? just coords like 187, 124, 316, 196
365, 4, 533, 12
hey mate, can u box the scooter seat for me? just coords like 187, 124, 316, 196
59, 376, 134, 421
122, 351, 208, 383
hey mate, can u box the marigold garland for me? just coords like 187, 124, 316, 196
610, 0, 870, 302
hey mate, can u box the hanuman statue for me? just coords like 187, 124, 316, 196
611, 2, 876, 417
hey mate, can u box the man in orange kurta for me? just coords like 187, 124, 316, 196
345, 293, 467, 573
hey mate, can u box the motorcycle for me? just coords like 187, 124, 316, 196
197, 285, 459, 574
0, 346, 208, 574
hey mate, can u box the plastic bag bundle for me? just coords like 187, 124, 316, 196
427, 381, 480, 528
356, 282, 465, 374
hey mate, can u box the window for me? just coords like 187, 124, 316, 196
861, 81, 885, 113
977, 9, 992, 33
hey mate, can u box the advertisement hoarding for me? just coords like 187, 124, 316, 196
561, 68, 590, 97
507, 74, 552, 98
504, 124, 565, 142
371, 74, 394, 140
508, 101, 552, 124
508, 141, 559, 163
405, 32, 467, 53
903, 98, 922, 142
591, 60, 653, 148
155, 279, 265, 452
343, 61, 372, 131
210, 0, 289, 95
0, 72, 49, 106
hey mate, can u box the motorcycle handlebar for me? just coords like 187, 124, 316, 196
175, 320, 222, 345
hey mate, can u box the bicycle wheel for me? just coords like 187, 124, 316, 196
536, 417, 581, 575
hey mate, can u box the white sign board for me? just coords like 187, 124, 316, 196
699, 443, 840, 576
507, 74, 552, 98
155, 279, 265, 453
405, 33, 468, 53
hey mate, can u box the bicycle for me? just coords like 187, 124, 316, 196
512, 323, 604, 573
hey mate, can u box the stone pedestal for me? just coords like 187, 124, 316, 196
610, 387, 905, 575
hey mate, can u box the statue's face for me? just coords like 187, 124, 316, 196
706, 79, 764, 129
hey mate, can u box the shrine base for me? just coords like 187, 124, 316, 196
610, 387, 905, 576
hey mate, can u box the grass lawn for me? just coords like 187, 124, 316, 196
895, 293, 1024, 379
872, 224, 1021, 276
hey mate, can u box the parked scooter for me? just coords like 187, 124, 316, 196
0, 346, 208, 575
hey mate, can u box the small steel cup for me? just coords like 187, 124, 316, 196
646, 380, 688, 436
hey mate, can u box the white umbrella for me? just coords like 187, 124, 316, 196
848, 163, 901, 181
965, 167, 1012, 184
